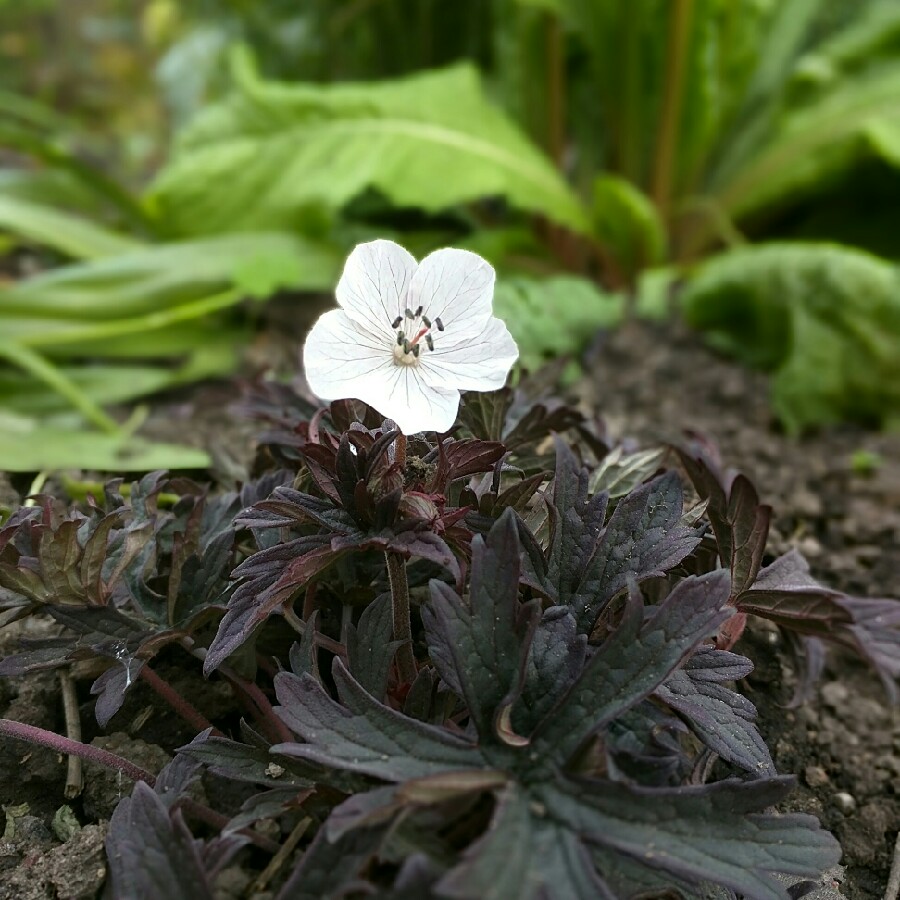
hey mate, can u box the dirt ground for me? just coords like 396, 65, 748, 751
0, 314, 897, 897
583, 320, 900, 897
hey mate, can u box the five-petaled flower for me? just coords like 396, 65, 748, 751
303, 240, 519, 435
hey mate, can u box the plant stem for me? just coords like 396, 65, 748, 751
546, 12, 566, 171
386, 551, 417, 684
0, 340, 120, 434
139, 665, 223, 737
387, 432, 416, 683
0, 718, 281, 854
0, 718, 155, 784
394, 432, 407, 469
652, 0, 694, 217
58, 670, 83, 799
250, 816, 312, 894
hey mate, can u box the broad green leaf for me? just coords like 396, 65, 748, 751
0, 232, 339, 320
0, 347, 239, 414
151, 59, 590, 236
492, 275, 624, 371
711, 66, 900, 222
592, 174, 666, 278
681, 242, 900, 431
0, 420, 210, 472
0, 194, 140, 259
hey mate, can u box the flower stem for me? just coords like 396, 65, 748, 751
58, 670, 83, 799
138, 664, 223, 737
0, 718, 155, 785
386, 551, 417, 685
652, 0, 694, 217
0, 717, 281, 853
394, 432, 407, 469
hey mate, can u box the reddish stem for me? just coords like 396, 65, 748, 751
0, 718, 281, 853
0, 718, 155, 785
139, 665, 223, 737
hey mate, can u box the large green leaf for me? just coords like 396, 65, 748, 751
0, 194, 140, 259
493, 275, 624, 371
681, 242, 900, 432
0, 414, 210, 473
0, 232, 339, 320
150, 56, 590, 236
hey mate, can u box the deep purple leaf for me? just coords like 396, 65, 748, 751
421, 511, 540, 744
273, 661, 483, 781
274, 821, 385, 900
572, 471, 702, 633
512, 607, 586, 737
657, 664, 775, 777
204, 536, 337, 674
436, 786, 615, 900
545, 776, 840, 900
347, 593, 400, 701
105, 782, 216, 900
678, 449, 771, 596
532, 570, 732, 764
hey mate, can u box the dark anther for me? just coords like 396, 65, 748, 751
425, 334, 434, 351
412, 345, 420, 357
391, 315, 403, 328
422, 315, 431, 327
435, 317, 445, 331
405, 308, 414, 318
397, 332, 405, 345
403, 339, 411, 353
414, 305, 423, 317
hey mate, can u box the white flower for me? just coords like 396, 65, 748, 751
303, 239, 519, 435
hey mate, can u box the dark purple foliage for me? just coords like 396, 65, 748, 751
0, 378, 893, 897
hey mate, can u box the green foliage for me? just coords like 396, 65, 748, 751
592, 174, 666, 279
151, 54, 590, 237
681, 243, 900, 432
493, 276, 624, 371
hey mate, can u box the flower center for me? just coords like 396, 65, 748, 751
390, 307, 445, 366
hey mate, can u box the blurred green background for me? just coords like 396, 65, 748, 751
1, 0, 899, 470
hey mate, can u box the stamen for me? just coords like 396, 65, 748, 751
435, 317, 445, 331
405, 308, 415, 319
412, 345, 420, 357
391, 315, 403, 328
425, 334, 434, 351
422, 315, 431, 327
414, 305, 423, 317
397, 332, 405, 345
402, 338, 411, 353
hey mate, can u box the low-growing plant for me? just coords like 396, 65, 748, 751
0, 361, 897, 895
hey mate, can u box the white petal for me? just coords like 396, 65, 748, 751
408, 248, 495, 341
304, 309, 459, 434
376, 367, 461, 436
303, 309, 394, 401
419, 316, 519, 392
335, 240, 418, 337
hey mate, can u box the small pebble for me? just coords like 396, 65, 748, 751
833, 792, 856, 815
804, 765, 829, 788
820, 682, 849, 709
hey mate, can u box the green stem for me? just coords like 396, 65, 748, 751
0, 341, 120, 434
651, 0, 694, 216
